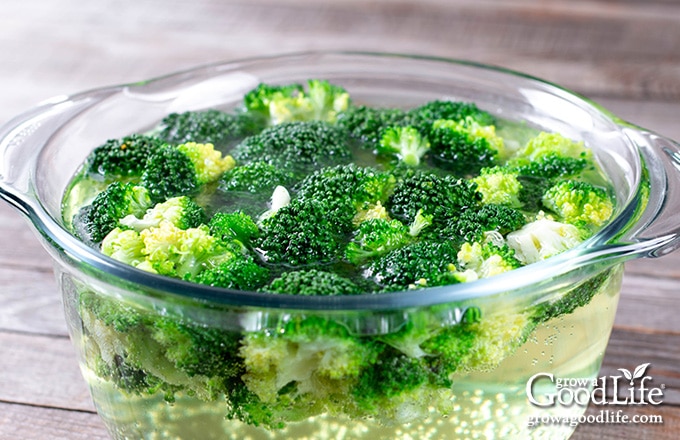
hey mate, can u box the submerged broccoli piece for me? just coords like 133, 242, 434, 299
157, 109, 263, 147
472, 166, 523, 208
408, 100, 495, 136
261, 269, 363, 296
208, 211, 260, 245
336, 105, 412, 148
457, 240, 523, 279
86, 134, 165, 179
439, 203, 526, 244
141, 142, 235, 202
76, 182, 152, 243
508, 132, 594, 178
231, 121, 352, 174
194, 254, 270, 291
344, 218, 413, 265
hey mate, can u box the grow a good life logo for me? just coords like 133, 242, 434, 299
525, 363, 666, 428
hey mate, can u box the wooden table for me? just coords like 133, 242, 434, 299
1, 1, 678, 438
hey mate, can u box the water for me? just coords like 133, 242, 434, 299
77, 267, 622, 440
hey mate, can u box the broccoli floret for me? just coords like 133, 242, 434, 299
219, 161, 296, 195
472, 166, 523, 208
76, 182, 152, 243
345, 218, 412, 265
101, 227, 147, 267
386, 171, 481, 226
231, 121, 352, 174
139, 222, 238, 279
119, 196, 206, 231
194, 255, 270, 291
514, 152, 590, 180
408, 100, 495, 136
94, 353, 166, 396
508, 132, 594, 178
141, 142, 235, 202
457, 240, 523, 279
295, 163, 396, 210
439, 203, 526, 244
86, 134, 165, 179
261, 269, 363, 296
336, 105, 412, 148
541, 180, 614, 229
506, 215, 587, 265
157, 109, 264, 147
256, 197, 355, 266
377, 125, 431, 167
365, 240, 461, 290
243, 80, 350, 125
207, 211, 260, 244
428, 118, 501, 175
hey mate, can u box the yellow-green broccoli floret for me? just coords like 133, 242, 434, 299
541, 180, 614, 229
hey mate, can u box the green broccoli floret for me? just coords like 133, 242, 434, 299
141, 142, 235, 202
541, 180, 614, 229
507, 132, 594, 179
256, 197, 355, 266
408, 100, 495, 136
157, 109, 264, 147
386, 171, 481, 226
336, 105, 412, 148
472, 166, 523, 208
457, 240, 523, 279
139, 222, 239, 279
86, 134, 165, 179
231, 121, 352, 174
261, 269, 363, 296
207, 211, 260, 244
377, 126, 431, 167
243, 80, 350, 125
365, 240, 461, 291
219, 161, 296, 195
94, 353, 166, 396
76, 182, 152, 243
295, 163, 396, 209
193, 254, 270, 291
118, 196, 206, 231
506, 215, 588, 265
439, 203, 526, 244
344, 213, 432, 265
427, 118, 501, 175
100, 227, 147, 267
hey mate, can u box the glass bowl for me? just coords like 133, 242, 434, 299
2, 52, 680, 440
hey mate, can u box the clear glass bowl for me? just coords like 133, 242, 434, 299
2, 52, 680, 440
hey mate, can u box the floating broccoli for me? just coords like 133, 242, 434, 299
377, 126, 431, 167
157, 109, 264, 147
86, 134, 165, 179
541, 180, 614, 229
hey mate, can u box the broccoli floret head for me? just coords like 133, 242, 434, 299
256, 197, 355, 266
231, 121, 352, 175
86, 134, 165, 179
261, 269, 363, 296
336, 105, 412, 148
119, 196, 206, 231
428, 119, 500, 175
193, 254, 270, 291
77, 182, 152, 243
541, 180, 614, 229
295, 163, 396, 210
141, 142, 235, 202
408, 100, 495, 136
508, 132, 594, 179
386, 171, 481, 226
472, 166, 523, 208
377, 125, 431, 167
157, 109, 264, 147
208, 211, 260, 245
219, 161, 296, 195
243, 80, 350, 125
344, 218, 413, 265
365, 240, 461, 291
101, 227, 147, 267
439, 203, 526, 244
457, 240, 523, 279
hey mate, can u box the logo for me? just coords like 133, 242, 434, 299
526, 363, 666, 407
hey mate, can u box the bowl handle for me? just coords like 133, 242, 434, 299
615, 127, 680, 258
